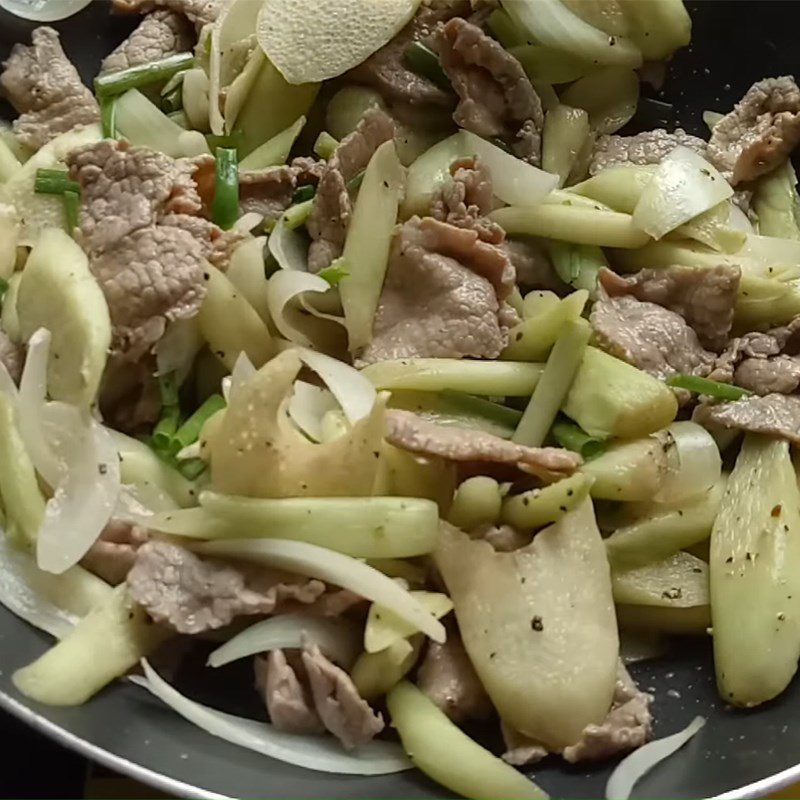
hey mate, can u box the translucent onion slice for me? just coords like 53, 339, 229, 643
207, 613, 361, 669
727, 203, 754, 233
266, 270, 333, 346
137, 660, 412, 775
298, 348, 376, 424
654, 422, 721, 504
36, 402, 121, 574
605, 716, 706, 800
268, 215, 309, 271
288, 380, 338, 441
0, 0, 92, 21
193, 538, 446, 642
226, 351, 257, 404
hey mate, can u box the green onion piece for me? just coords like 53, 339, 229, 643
292, 185, 316, 204
213, 147, 239, 231
161, 83, 183, 115
152, 406, 180, 452
173, 394, 226, 450
440, 391, 523, 428
403, 42, 451, 91
551, 417, 606, 461
283, 198, 314, 229
178, 458, 208, 480
487, 7, 528, 48
34, 169, 80, 196
665, 374, 752, 401
313, 131, 339, 160
94, 52, 195, 99
158, 372, 180, 408
101, 97, 117, 139
318, 259, 349, 286
63, 190, 80, 234
346, 171, 365, 193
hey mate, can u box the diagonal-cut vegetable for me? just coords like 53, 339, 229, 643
364, 591, 452, 653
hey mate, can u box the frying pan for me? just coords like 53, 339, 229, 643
2, 2, 800, 797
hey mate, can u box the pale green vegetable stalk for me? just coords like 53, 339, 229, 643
605, 480, 724, 567
361, 358, 543, 397
569, 165, 655, 213
340, 140, 405, 352
149, 493, 441, 559
710, 433, 800, 707
181, 68, 210, 132
326, 86, 386, 140
502, 290, 588, 361
447, 476, 502, 531
559, 67, 639, 134
364, 591, 452, 653
0, 393, 45, 546
670, 203, 746, 254
0, 205, 19, 282
239, 116, 306, 171
13, 585, 169, 706
313, 131, 339, 160
562, 347, 678, 439
501, 0, 641, 67
115, 89, 193, 158
436, 502, 618, 750
619, 0, 691, 60
542, 105, 590, 187
583, 436, 670, 502
0, 137, 21, 183
501, 472, 593, 530
562, 0, 630, 36
352, 638, 422, 701
612, 551, 708, 607
1, 272, 21, 341
487, 7, 528, 48
546, 241, 606, 294
752, 160, 800, 240
225, 236, 271, 323
490, 204, 650, 248
387, 681, 548, 800
513, 318, 590, 447
511, 44, 592, 85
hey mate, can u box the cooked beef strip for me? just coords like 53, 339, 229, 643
588, 129, 707, 176
693, 393, 800, 444
112, 0, 221, 29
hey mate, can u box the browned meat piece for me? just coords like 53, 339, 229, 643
0, 331, 24, 384
562, 664, 652, 763
112, 0, 221, 29
385, 408, 581, 483
693, 393, 800, 444
127, 540, 327, 634
358, 217, 517, 364
346, 2, 467, 113
68, 140, 227, 361
255, 651, 324, 735
708, 77, 800, 185
81, 520, 150, 585
436, 18, 543, 165
501, 723, 548, 766
417, 635, 492, 722
591, 291, 716, 382
100, 11, 194, 74
0, 27, 99, 151
239, 157, 324, 221
589, 129, 707, 176
598, 265, 741, 352
302, 643, 384, 750
99, 355, 162, 434
504, 238, 566, 293
734, 356, 800, 395
307, 109, 395, 272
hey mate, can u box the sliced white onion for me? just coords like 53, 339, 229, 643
298, 348, 376, 424
137, 660, 412, 775
460, 131, 559, 208
233, 212, 265, 233
207, 613, 361, 669
266, 270, 332, 346
0, 360, 18, 399
288, 380, 338, 441
226, 351, 257, 404
268, 215, 309, 272
177, 442, 203, 461
605, 716, 706, 800
0, 0, 92, 21
193, 538, 446, 643
654, 422, 722, 504
727, 203, 754, 233
155, 317, 203, 381
17, 328, 62, 487
36, 402, 121, 574
0, 534, 76, 639
633, 146, 733, 240
740, 233, 800, 267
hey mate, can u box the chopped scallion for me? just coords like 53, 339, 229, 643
178, 458, 208, 480
666, 374, 752, 401
403, 42, 452, 91
318, 259, 350, 286
212, 147, 239, 231
173, 394, 226, 450
94, 52, 195, 99
101, 97, 117, 139
292, 184, 316, 204
34, 169, 80, 196
551, 417, 606, 460
313, 131, 339, 160
63, 190, 80, 235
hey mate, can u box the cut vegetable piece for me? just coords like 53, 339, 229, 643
670, 202, 745, 254
633, 146, 733, 240
491, 204, 650, 248
352, 638, 422, 700
340, 140, 405, 352
563, 347, 678, 439
559, 67, 639, 135
225, 237, 270, 324
387, 681, 547, 800
361, 358, 544, 396
513, 318, 590, 447
501, 472, 593, 530
0, 204, 18, 280
436, 502, 617, 750
198, 265, 275, 370
365, 591, 452, 653
612, 551, 708, 608
212, 147, 239, 230
752, 159, 800, 240
569, 165, 656, 213
501, 0, 641, 66
547, 242, 606, 296
551, 418, 606, 460
542, 105, 590, 187
12, 585, 168, 705
654, 422, 721, 505
487, 7, 528, 48
195, 537, 446, 642
401, 133, 468, 219
94, 53, 194, 99
616, 603, 710, 634
710, 433, 800, 707
605, 480, 724, 567
562, 0, 630, 36
448, 476, 502, 531
239, 116, 306, 171
511, 45, 593, 85
619, 0, 692, 60
583, 436, 668, 502
0, 0, 92, 21
16, 229, 111, 407
182, 68, 210, 132
256, 0, 421, 84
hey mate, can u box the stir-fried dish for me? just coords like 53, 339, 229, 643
2, 0, 800, 797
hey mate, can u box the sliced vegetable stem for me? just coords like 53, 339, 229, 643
62, 191, 80, 235
34, 169, 80, 196
173, 394, 226, 450
551, 418, 606, 459
94, 52, 195, 99
403, 42, 451, 90
213, 147, 239, 230
665, 374, 751, 401
313, 131, 340, 160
